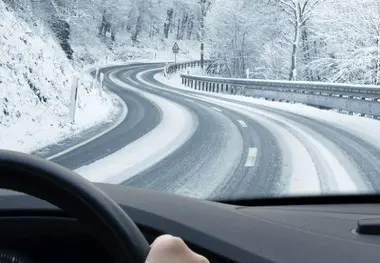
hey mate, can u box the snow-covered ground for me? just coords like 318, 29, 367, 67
0, 2, 117, 153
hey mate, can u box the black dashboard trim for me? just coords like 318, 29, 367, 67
217, 194, 380, 206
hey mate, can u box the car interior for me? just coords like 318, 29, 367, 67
1, 150, 380, 263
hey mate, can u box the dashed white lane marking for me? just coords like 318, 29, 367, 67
211, 107, 222, 112
185, 99, 195, 103
238, 120, 248, 128
245, 148, 258, 167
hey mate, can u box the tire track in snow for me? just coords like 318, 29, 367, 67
131, 67, 282, 199
121, 67, 245, 199
153, 73, 379, 195
76, 66, 198, 183
197, 91, 379, 193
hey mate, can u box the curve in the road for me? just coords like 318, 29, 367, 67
49, 64, 162, 170
37, 61, 380, 200
121, 66, 282, 199
149, 72, 380, 196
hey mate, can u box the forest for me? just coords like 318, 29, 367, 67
4, 0, 380, 85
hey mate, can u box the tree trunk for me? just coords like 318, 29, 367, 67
289, 23, 300, 81
187, 18, 193, 39
176, 19, 181, 40
132, 16, 141, 42
200, 0, 206, 69
375, 37, 380, 85
301, 26, 311, 80
179, 14, 188, 40
164, 8, 173, 39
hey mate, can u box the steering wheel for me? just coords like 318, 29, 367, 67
0, 150, 150, 263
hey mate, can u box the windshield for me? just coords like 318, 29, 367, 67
1, 0, 379, 201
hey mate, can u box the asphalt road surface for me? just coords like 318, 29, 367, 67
40, 63, 380, 200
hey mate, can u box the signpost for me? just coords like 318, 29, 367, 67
172, 42, 180, 70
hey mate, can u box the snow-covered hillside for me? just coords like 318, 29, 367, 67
0, 2, 117, 153
69, 11, 202, 65
72, 31, 201, 65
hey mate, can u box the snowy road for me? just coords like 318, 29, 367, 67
120, 66, 282, 199
49, 64, 162, 170
46, 63, 380, 199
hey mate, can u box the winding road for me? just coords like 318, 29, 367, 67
43, 63, 380, 200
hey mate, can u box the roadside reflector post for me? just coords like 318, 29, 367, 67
69, 76, 79, 124
164, 63, 168, 78
99, 72, 105, 97
92, 68, 99, 90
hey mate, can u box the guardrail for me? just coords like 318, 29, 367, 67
180, 74, 380, 117
166, 60, 212, 74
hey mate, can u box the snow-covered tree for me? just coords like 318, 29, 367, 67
276, 0, 324, 80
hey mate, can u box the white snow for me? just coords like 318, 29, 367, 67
183, 96, 323, 195
71, 18, 202, 67
156, 73, 380, 152
153, 71, 380, 195
0, 3, 118, 153
136, 70, 244, 199
75, 69, 198, 183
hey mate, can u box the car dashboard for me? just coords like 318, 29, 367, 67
1, 184, 380, 263
0, 214, 230, 263
0, 195, 231, 263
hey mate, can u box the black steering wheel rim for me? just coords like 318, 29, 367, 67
0, 150, 150, 263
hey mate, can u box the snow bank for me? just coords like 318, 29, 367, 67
0, 2, 118, 153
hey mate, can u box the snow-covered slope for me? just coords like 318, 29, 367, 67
71, 24, 201, 65
68, 5, 201, 65
0, 2, 117, 153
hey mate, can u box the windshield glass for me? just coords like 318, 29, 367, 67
1, 0, 379, 201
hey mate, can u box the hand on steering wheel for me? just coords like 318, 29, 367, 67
147, 235, 209, 263
0, 150, 210, 263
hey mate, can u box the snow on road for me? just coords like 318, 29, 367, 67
157, 73, 380, 152
75, 69, 198, 183
135, 70, 244, 199
196, 95, 364, 193
154, 71, 380, 195
188, 96, 323, 195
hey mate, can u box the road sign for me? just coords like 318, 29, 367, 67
172, 42, 180, 54
172, 42, 180, 67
